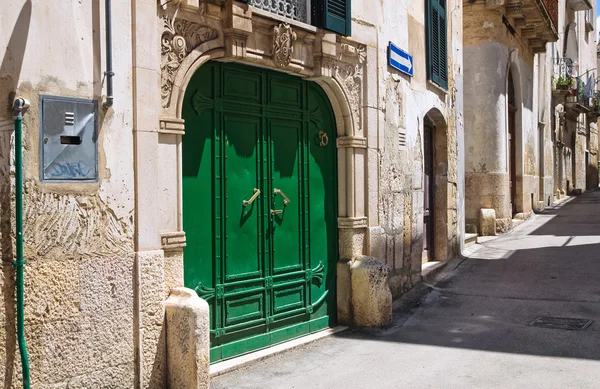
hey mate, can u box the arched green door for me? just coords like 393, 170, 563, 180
182, 62, 338, 362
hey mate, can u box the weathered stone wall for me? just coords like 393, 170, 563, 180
588, 122, 599, 189
371, 0, 463, 298
548, 0, 597, 196
463, 2, 547, 230
0, 1, 136, 387
540, 51, 555, 208
574, 120, 587, 191
574, 2, 597, 193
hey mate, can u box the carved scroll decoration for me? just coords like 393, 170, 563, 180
161, 17, 218, 108
326, 43, 367, 130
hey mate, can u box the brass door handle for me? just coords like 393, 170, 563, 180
270, 209, 284, 215
243, 188, 260, 207
273, 188, 290, 206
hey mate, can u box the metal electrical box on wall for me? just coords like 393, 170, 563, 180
39, 96, 98, 182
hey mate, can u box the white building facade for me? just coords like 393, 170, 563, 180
0, 0, 464, 387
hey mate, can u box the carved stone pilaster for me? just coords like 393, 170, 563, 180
223, 0, 253, 59
338, 217, 368, 229
336, 136, 367, 149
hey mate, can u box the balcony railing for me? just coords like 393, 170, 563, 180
552, 58, 597, 113
553, 58, 575, 91
589, 92, 600, 117
250, 0, 309, 23
565, 77, 589, 107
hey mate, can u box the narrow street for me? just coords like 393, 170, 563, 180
213, 190, 600, 389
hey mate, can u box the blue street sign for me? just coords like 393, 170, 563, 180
388, 42, 413, 77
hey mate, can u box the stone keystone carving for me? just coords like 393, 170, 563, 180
161, 17, 218, 108
272, 23, 297, 68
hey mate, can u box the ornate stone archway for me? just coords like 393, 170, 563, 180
152, 0, 377, 326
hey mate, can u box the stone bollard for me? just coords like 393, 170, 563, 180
350, 256, 392, 327
479, 208, 497, 236
165, 288, 210, 389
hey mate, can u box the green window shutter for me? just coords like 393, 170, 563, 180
314, 0, 351, 36
426, 0, 448, 89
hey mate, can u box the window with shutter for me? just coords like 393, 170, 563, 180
245, 0, 351, 37
313, 0, 351, 36
426, 0, 448, 89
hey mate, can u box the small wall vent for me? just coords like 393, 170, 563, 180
399, 128, 407, 149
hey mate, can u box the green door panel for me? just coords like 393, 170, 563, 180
223, 114, 262, 281
183, 62, 338, 363
269, 118, 302, 273
182, 62, 216, 310
307, 83, 338, 321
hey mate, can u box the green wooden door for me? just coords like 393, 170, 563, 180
182, 62, 338, 363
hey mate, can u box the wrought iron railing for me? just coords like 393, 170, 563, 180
590, 91, 600, 115
553, 57, 575, 90
540, 0, 558, 32
567, 77, 587, 105
565, 76, 595, 108
250, 0, 309, 23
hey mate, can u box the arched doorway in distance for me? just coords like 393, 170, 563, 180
422, 109, 449, 263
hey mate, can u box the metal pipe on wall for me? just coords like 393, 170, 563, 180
103, 0, 114, 108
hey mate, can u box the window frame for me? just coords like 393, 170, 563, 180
425, 0, 449, 90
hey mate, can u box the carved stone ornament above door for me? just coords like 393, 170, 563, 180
272, 23, 297, 68
157, 3, 370, 134
161, 16, 218, 108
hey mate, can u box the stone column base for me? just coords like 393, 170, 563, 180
479, 208, 497, 236
165, 288, 210, 389
338, 256, 392, 327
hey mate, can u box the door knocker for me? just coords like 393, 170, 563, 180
318, 131, 329, 147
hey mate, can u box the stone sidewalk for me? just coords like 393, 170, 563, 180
212, 191, 600, 389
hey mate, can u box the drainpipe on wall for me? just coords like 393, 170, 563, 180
12, 97, 31, 389
102, 0, 114, 109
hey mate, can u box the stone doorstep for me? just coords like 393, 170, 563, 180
464, 233, 478, 247
210, 326, 348, 378
422, 243, 487, 286
512, 218, 525, 228
476, 235, 498, 244
421, 261, 445, 282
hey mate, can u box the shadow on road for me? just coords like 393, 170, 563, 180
333, 190, 600, 362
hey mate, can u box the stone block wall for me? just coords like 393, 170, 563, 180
463, 1, 552, 231
371, 0, 463, 298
